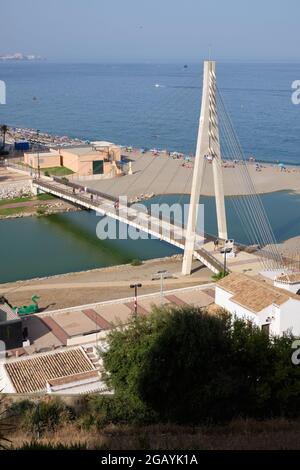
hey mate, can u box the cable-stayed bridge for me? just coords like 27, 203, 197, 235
32, 177, 224, 274
31, 60, 286, 277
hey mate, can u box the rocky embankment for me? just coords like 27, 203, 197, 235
0, 180, 80, 220
0, 180, 32, 199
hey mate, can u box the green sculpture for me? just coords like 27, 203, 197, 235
13, 295, 40, 316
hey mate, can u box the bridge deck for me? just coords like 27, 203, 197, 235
32, 177, 247, 274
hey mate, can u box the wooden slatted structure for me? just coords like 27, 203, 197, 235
5, 347, 95, 394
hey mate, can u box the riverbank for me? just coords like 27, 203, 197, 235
0, 255, 211, 311
0, 194, 79, 219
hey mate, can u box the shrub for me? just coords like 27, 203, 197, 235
0, 396, 14, 449
36, 206, 47, 216
10, 399, 74, 435
78, 394, 155, 429
212, 271, 228, 281
131, 259, 143, 266
18, 441, 87, 450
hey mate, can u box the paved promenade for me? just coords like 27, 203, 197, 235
13, 284, 216, 356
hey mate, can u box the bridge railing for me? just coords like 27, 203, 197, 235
51, 176, 118, 203
33, 177, 241, 251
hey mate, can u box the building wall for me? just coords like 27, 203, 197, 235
0, 319, 23, 351
257, 305, 281, 336
278, 299, 300, 336
60, 150, 80, 173
24, 152, 61, 169
0, 362, 15, 393
216, 286, 300, 336
61, 149, 118, 176
110, 145, 121, 161
274, 280, 300, 294
215, 286, 260, 325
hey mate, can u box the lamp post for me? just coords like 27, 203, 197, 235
36, 129, 40, 178
130, 283, 142, 316
157, 270, 167, 304
223, 247, 231, 274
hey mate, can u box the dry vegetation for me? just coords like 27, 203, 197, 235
5, 419, 300, 450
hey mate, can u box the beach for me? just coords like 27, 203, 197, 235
75, 150, 300, 199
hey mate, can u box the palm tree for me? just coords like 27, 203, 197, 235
1, 124, 8, 150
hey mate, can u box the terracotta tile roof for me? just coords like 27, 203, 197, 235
48, 370, 99, 387
276, 272, 300, 284
217, 273, 300, 313
5, 347, 95, 394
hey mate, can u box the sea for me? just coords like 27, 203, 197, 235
1, 61, 300, 164
1, 62, 300, 283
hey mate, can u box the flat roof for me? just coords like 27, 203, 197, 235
24, 151, 59, 157
61, 146, 102, 156
5, 347, 95, 393
91, 141, 115, 147
217, 273, 300, 313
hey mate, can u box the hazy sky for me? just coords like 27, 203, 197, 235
1, 0, 299, 62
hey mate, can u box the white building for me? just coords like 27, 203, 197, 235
0, 346, 109, 395
215, 273, 300, 336
274, 273, 300, 294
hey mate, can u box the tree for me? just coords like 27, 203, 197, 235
1, 124, 8, 150
102, 305, 300, 424
102, 307, 242, 423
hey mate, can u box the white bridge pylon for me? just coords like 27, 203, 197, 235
182, 60, 228, 276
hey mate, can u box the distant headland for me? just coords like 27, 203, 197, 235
0, 52, 44, 61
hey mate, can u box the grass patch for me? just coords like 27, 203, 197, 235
0, 194, 56, 207
42, 166, 74, 176
36, 193, 56, 201
0, 196, 32, 206
0, 206, 28, 216
131, 259, 143, 266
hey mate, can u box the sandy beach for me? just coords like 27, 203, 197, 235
74, 150, 300, 199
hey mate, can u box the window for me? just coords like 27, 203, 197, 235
261, 323, 270, 335
93, 160, 104, 175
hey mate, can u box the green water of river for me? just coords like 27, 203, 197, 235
1, 192, 300, 284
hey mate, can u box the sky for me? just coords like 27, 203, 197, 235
1, 0, 299, 62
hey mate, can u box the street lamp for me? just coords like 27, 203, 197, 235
157, 270, 168, 304
36, 129, 40, 178
130, 283, 142, 316
223, 247, 231, 274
